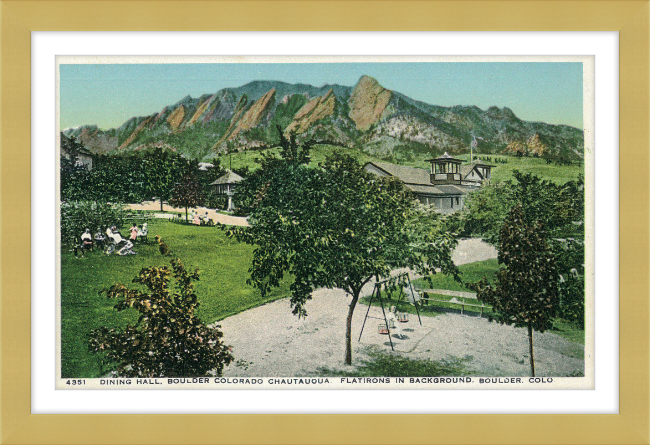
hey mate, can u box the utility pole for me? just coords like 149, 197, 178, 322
471, 136, 477, 163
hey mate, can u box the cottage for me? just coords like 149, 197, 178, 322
210, 170, 243, 211
364, 153, 493, 213
60, 133, 95, 170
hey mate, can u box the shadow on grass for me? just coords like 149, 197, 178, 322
314, 346, 474, 377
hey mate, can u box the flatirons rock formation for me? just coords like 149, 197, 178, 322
63, 75, 584, 161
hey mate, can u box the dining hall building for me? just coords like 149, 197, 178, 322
363, 153, 493, 213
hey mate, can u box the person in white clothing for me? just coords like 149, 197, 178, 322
74, 228, 94, 257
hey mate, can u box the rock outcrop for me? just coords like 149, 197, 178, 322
119, 115, 154, 150
166, 105, 186, 131
285, 89, 336, 134
348, 75, 392, 131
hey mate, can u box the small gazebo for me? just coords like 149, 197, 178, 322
426, 152, 463, 185
210, 170, 243, 211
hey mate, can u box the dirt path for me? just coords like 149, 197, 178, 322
215, 239, 584, 377
126, 200, 248, 226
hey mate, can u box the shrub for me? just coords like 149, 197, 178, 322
88, 237, 234, 377
60, 201, 134, 244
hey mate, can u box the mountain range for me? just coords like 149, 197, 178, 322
63, 75, 584, 161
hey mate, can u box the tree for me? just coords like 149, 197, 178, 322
227, 142, 458, 365
169, 174, 205, 222
470, 205, 560, 377
143, 148, 190, 211
60, 135, 93, 202
88, 237, 234, 377
463, 171, 585, 328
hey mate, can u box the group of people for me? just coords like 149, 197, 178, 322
191, 211, 213, 226
74, 223, 148, 257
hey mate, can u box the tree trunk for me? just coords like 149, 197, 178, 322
160, 198, 164, 212
185, 206, 189, 223
345, 290, 360, 365
528, 320, 535, 377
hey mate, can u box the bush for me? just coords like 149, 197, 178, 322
88, 237, 234, 377
60, 201, 134, 244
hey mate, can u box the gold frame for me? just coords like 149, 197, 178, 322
2, 1, 647, 444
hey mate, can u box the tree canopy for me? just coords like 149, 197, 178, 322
226, 136, 459, 364
463, 170, 585, 328
470, 204, 560, 376
169, 173, 205, 222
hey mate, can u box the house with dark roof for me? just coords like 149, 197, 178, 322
60, 133, 96, 170
364, 153, 493, 213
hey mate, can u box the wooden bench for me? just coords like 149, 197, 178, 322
417, 289, 491, 317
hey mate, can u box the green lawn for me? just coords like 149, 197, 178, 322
224, 145, 583, 185
454, 153, 583, 184
60, 219, 292, 378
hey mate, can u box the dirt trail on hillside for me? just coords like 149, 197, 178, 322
215, 239, 584, 377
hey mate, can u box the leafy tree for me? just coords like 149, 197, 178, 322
463, 170, 583, 244
88, 153, 149, 203
88, 237, 234, 377
60, 135, 94, 202
143, 148, 191, 211
463, 171, 585, 328
470, 205, 560, 377
227, 144, 458, 365
169, 174, 205, 222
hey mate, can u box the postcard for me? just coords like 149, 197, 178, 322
56, 56, 593, 389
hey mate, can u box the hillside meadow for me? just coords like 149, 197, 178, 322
221, 144, 583, 185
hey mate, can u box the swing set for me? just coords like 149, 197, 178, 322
358, 272, 422, 351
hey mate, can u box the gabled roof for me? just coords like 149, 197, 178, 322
460, 161, 494, 179
366, 161, 431, 185
210, 170, 243, 185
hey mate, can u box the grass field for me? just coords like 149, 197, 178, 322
60, 220, 292, 378
223, 144, 583, 185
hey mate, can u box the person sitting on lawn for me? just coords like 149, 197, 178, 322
117, 239, 136, 256
137, 223, 148, 243
105, 226, 123, 255
74, 228, 94, 257
94, 228, 106, 251
129, 224, 138, 243
193, 211, 201, 225
105, 226, 136, 256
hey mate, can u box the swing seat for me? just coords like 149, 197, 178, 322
397, 312, 409, 323
378, 323, 389, 335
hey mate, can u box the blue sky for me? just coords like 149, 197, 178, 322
59, 62, 584, 130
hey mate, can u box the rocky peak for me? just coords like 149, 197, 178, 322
348, 75, 393, 131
